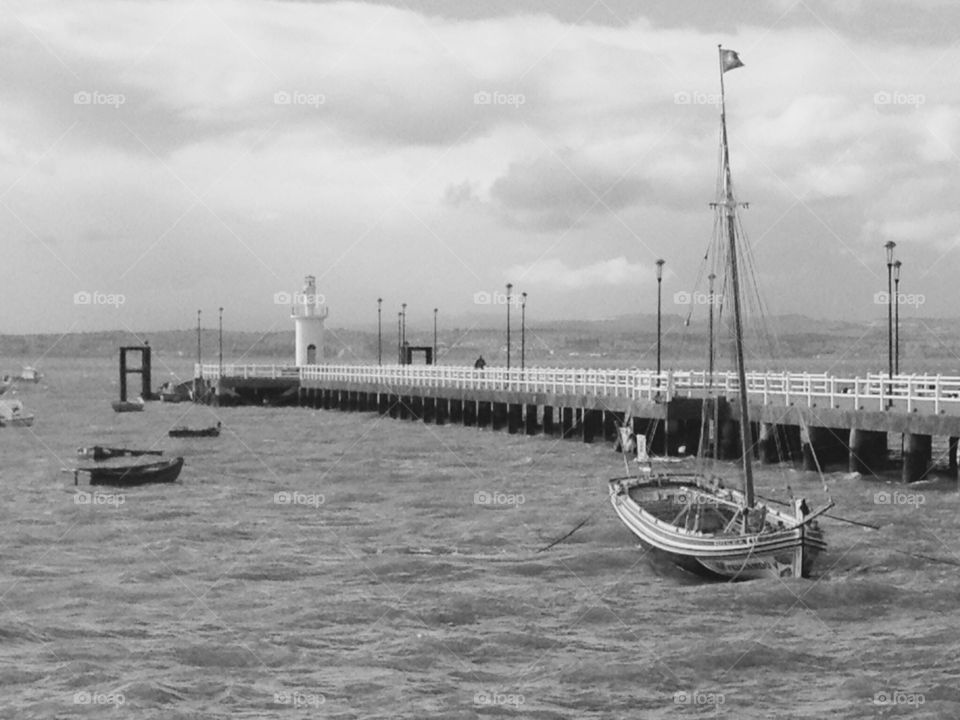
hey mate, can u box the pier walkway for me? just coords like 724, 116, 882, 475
196, 364, 960, 482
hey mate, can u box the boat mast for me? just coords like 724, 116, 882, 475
717, 45, 755, 509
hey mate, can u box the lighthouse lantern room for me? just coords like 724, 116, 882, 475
291, 276, 329, 365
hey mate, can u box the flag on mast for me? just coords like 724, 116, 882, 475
721, 48, 744, 73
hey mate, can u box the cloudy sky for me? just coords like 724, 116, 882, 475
2, 0, 959, 333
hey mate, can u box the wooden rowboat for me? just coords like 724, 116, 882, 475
168, 422, 220, 438
73, 457, 184, 487
111, 398, 145, 413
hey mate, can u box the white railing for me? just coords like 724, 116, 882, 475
195, 364, 960, 413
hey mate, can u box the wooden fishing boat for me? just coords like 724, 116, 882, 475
77, 446, 164, 462
19, 366, 41, 383
168, 421, 221, 438
0, 399, 35, 427
74, 457, 184, 487
111, 397, 145, 412
158, 380, 192, 403
609, 47, 831, 581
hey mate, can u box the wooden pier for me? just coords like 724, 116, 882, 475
197, 364, 960, 483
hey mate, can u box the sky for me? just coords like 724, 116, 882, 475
2, 0, 959, 333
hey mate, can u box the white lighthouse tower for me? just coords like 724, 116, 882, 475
291, 275, 329, 365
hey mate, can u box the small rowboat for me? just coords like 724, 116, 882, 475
77, 446, 164, 462
168, 422, 221, 438
112, 398, 145, 413
0, 399, 35, 427
72, 457, 184, 487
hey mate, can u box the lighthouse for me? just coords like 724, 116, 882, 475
291, 275, 329, 365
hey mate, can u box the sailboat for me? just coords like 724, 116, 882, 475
608, 47, 831, 580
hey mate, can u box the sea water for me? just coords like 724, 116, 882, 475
1, 357, 958, 718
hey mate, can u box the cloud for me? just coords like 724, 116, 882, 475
506, 256, 645, 288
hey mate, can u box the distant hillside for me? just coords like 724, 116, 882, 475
1, 316, 957, 374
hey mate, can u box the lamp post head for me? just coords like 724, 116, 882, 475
893, 260, 902, 282
656, 258, 665, 281
521, 291, 527, 306
885, 241, 896, 265
378, 297, 382, 306
506, 283, 512, 294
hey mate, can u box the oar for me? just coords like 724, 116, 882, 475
755, 493, 882, 530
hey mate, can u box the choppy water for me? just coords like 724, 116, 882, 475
2, 358, 959, 718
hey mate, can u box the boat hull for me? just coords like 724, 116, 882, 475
609, 476, 826, 581
84, 457, 184, 487
168, 424, 220, 438
111, 400, 144, 413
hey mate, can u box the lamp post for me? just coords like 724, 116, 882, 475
521, 291, 527, 371
377, 298, 383, 366
397, 311, 402, 364
401, 303, 407, 350
195, 309, 201, 402
885, 241, 896, 400
656, 259, 665, 384
218, 307, 223, 378
707, 272, 716, 387
506, 283, 512, 370
893, 260, 902, 375
433, 307, 438, 365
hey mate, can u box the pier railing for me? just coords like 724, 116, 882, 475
196, 364, 960, 414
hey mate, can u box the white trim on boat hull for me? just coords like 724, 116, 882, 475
609, 477, 826, 581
